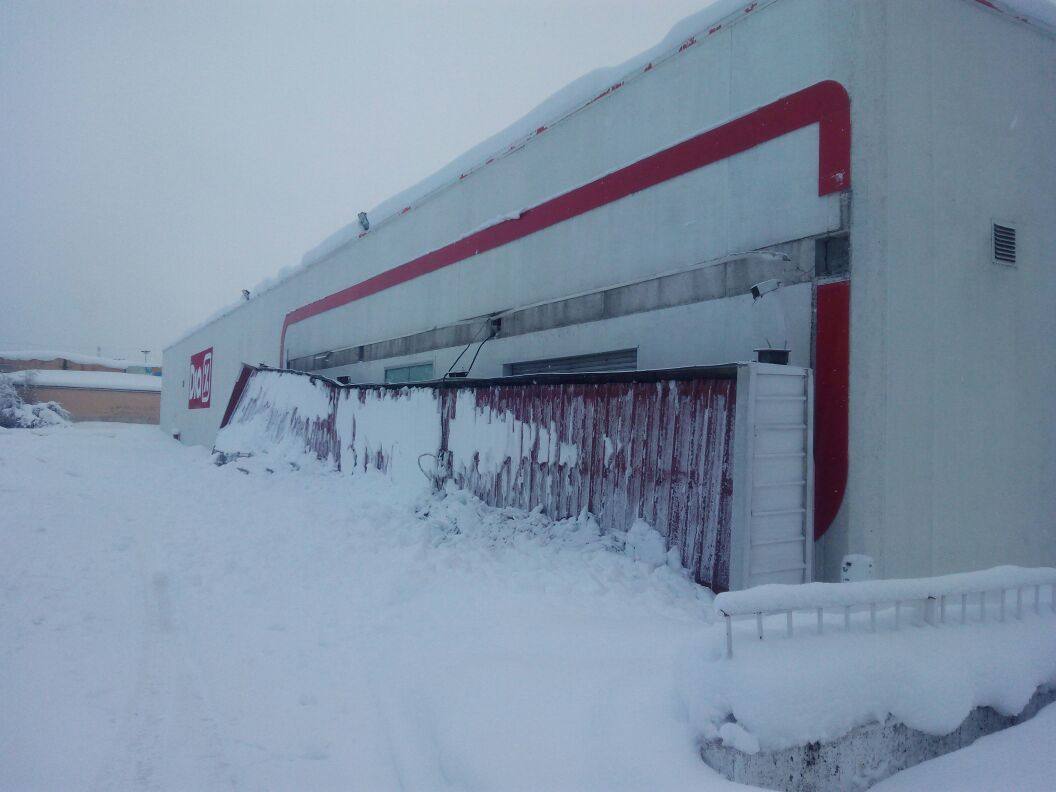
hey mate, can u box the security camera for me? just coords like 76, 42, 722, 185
750, 279, 780, 300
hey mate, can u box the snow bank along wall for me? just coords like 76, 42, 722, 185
216, 363, 814, 592
163, 0, 1056, 582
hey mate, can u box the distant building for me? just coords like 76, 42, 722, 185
0, 351, 125, 374
125, 365, 163, 377
0, 351, 162, 377
3, 353, 162, 424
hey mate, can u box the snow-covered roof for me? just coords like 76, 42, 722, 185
5, 369, 163, 393
168, 0, 1056, 349
981, 0, 1056, 30
0, 349, 131, 369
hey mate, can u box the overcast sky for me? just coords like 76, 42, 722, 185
1, 0, 715, 362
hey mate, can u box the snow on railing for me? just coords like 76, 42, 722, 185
714, 566, 1056, 658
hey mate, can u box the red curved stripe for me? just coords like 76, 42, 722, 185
278, 79, 851, 363
276, 80, 853, 537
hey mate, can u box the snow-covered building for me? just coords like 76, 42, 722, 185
1, 351, 127, 374
0, 351, 162, 377
9, 369, 162, 424
162, 0, 1056, 582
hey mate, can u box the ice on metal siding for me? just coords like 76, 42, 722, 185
215, 363, 814, 591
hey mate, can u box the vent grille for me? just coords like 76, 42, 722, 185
506, 348, 637, 377
993, 223, 1016, 265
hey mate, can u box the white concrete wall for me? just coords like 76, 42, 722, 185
826, 0, 1056, 579
324, 283, 813, 384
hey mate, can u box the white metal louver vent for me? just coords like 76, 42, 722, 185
506, 348, 637, 376
993, 222, 1017, 265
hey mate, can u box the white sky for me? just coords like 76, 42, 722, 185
0, 0, 715, 362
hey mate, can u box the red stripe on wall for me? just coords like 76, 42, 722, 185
814, 279, 850, 538
278, 80, 851, 362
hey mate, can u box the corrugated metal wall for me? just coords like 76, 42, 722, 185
218, 366, 741, 590
441, 380, 736, 590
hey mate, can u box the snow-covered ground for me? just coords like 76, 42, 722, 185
3, 423, 1054, 791
873, 702, 1056, 792
0, 423, 739, 791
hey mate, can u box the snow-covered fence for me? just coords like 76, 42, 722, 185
216, 362, 814, 591
442, 376, 738, 588
215, 367, 340, 464
714, 565, 1056, 658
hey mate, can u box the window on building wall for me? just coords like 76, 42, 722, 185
505, 349, 637, 377
384, 362, 434, 384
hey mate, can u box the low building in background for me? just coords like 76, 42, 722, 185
7, 369, 161, 424
125, 364, 163, 377
0, 350, 162, 377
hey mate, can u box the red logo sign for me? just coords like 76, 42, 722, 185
188, 347, 213, 409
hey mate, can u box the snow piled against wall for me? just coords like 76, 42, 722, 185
214, 370, 336, 466
219, 387, 1056, 758
215, 372, 586, 495
210, 372, 1056, 759
445, 389, 579, 477
335, 386, 441, 487
215, 370, 441, 488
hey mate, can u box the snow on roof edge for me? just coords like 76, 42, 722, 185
974, 0, 1056, 34
5, 369, 163, 392
0, 349, 133, 369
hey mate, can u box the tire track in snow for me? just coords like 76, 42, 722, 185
90, 498, 238, 791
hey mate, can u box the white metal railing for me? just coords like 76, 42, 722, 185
714, 566, 1056, 659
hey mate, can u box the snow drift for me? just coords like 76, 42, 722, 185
0, 373, 70, 429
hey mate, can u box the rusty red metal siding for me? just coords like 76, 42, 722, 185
221, 368, 341, 465
220, 367, 739, 591
440, 378, 737, 590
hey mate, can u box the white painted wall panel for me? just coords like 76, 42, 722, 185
832, 0, 1056, 579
